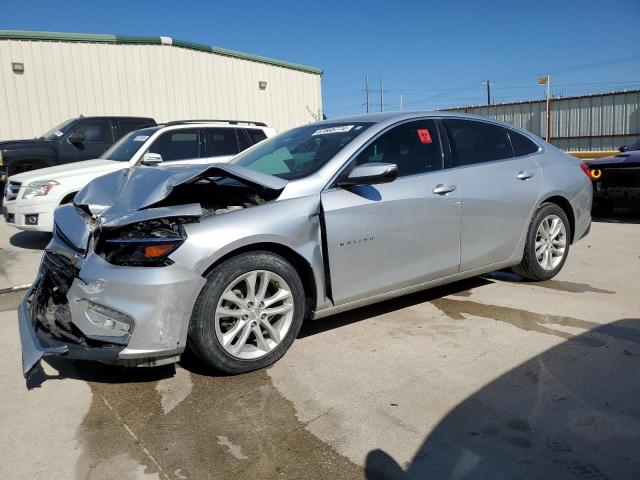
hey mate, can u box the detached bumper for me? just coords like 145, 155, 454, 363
19, 250, 207, 377
18, 286, 123, 377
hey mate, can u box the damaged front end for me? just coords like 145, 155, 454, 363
19, 163, 287, 378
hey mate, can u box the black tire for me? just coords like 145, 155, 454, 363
512, 202, 571, 281
187, 251, 305, 374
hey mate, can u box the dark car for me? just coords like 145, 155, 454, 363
585, 139, 640, 215
0, 116, 155, 180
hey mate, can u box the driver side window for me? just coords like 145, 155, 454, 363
353, 119, 443, 177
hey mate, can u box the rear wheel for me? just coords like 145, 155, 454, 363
188, 251, 305, 374
512, 203, 571, 281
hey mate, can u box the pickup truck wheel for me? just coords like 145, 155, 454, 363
188, 251, 305, 374
512, 203, 571, 281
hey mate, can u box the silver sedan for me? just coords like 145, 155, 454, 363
19, 112, 592, 376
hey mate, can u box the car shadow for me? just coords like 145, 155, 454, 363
592, 207, 640, 224
299, 276, 493, 339
363, 318, 640, 479
9, 230, 51, 250
27, 356, 177, 389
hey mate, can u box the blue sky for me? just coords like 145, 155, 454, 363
2, 0, 639, 117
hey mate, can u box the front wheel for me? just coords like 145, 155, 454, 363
188, 251, 305, 374
512, 203, 571, 281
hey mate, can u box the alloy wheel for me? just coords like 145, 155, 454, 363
535, 214, 567, 271
214, 270, 294, 360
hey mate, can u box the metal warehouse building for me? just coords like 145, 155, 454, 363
444, 89, 640, 151
0, 30, 323, 139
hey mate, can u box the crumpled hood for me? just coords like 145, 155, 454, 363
73, 162, 288, 227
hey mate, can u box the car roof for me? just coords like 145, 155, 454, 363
73, 116, 154, 120
158, 122, 271, 130
324, 110, 506, 124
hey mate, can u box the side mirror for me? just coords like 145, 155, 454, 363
337, 162, 398, 187
619, 145, 630, 152
141, 152, 163, 165
68, 131, 84, 144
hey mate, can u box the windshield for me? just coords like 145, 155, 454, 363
229, 122, 373, 180
101, 128, 159, 162
40, 119, 77, 140
628, 139, 640, 151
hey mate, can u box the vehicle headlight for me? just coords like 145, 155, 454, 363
22, 180, 59, 199
94, 219, 186, 267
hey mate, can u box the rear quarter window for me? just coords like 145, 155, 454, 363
509, 130, 540, 157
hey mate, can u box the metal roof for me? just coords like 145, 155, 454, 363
442, 88, 640, 111
0, 29, 323, 75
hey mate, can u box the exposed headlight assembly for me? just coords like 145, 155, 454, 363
95, 219, 186, 267
22, 180, 59, 199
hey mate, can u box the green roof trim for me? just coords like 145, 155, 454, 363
114, 35, 162, 45
0, 30, 322, 75
171, 38, 214, 53
0, 30, 115, 43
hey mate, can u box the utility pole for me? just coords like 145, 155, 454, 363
400, 94, 403, 112
546, 76, 551, 142
380, 77, 384, 112
365, 76, 370, 113
538, 75, 551, 141
484, 80, 492, 105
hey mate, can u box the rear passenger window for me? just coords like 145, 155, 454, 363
247, 129, 267, 144
509, 130, 540, 157
353, 119, 443, 177
149, 129, 200, 161
444, 119, 513, 167
205, 128, 240, 156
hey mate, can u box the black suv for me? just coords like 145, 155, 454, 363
0, 116, 154, 179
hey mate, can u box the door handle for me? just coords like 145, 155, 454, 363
433, 184, 457, 195
517, 170, 535, 180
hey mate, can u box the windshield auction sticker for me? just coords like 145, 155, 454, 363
133, 135, 149, 142
312, 125, 354, 136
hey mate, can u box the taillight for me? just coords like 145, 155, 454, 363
579, 162, 592, 179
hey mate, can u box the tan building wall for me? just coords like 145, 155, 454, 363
0, 31, 323, 139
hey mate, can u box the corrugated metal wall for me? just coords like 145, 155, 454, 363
444, 90, 640, 151
0, 38, 322, 139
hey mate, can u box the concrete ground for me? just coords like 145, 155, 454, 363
0, 215, 639, 479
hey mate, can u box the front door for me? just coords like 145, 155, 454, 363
61, 119, 114, 163
321, 119, 462, 305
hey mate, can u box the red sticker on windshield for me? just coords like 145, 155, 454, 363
417, 129, 432, 144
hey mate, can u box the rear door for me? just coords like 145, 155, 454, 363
321, 119, 462, 305
442, 119, 542, 271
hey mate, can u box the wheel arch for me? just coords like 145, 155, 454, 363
539, 194, 576, 243
201, 242, 318, 318
59, 191, 78, 205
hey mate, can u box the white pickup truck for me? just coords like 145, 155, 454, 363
3, 120, 275, 232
